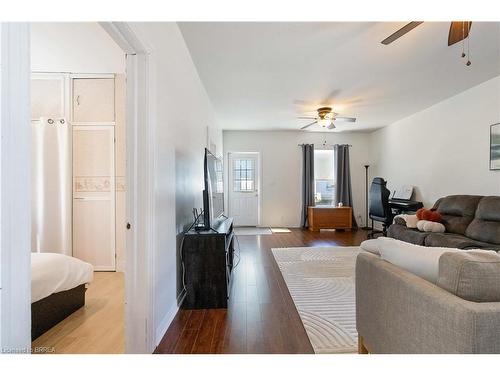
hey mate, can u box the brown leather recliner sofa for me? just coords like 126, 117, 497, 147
387, 195, 500, 252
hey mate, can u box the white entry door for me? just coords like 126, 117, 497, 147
228, 153, 259, 226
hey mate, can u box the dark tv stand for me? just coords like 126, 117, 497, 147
182, 216, 234, 309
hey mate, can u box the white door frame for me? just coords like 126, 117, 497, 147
100, 22, 156, 353
0, 23, 32, 353
226, 151, 262, 227
0, 22, 156, 353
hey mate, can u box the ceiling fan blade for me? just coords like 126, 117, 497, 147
334, 116, 356, 123
381, 22, 423, 45
323, 89, 342, 104
300, 121, 317, 130
297, 116, 316, 120
448, 21, 472, 46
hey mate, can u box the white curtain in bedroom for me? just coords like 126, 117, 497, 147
31, 117, 72, 255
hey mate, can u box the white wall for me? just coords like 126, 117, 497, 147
31, 23, 125, 73
371, 75, 500, 208
223, 131, 372, 227
129, 23, 222, 346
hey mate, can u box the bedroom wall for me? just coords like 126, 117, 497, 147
31, 23, 125, 73
371, 75, 500, 208
223, 130, 372, 227
128, 23, 222, 346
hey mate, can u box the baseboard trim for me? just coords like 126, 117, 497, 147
155, 303, 179, 347
116, 259, 126, 273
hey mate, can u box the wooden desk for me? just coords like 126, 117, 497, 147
308, 206, 352, 231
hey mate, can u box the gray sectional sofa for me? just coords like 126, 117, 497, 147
387, 195, 500, 252
356, 250, 500, 353
356, 194, 500, 353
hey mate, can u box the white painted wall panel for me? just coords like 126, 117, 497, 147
371, 76, 500, 208
31, 23, 125, 74
128, 23, 222, 345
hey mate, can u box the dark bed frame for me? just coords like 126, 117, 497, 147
31, 284, 87, 341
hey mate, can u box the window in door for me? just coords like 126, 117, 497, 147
314, 149, 335, 206
233, 159, 255, 192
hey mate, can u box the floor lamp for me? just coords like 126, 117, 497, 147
361, 165, 371, 230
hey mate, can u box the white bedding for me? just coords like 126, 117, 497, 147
31, 253, 94, 303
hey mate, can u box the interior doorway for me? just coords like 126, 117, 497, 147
227, 152, 261, 226
1, 22, 153, 354
29, 25, 127, 353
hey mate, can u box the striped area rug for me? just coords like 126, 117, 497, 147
272, 246, 360, 354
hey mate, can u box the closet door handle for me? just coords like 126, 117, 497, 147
76, 95, 80, 106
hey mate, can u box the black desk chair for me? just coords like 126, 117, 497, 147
367, 177, 394, 238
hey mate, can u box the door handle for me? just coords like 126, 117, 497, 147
76, 95, 80, 106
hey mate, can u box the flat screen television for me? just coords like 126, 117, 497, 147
202, 148, 224, 230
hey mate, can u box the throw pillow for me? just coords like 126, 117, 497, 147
405, 214, 419, 228
416, 220, 446, 233
393, 214, 419, 228
416, 208, 442, 222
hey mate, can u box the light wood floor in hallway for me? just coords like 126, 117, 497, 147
32, 272, 125, 354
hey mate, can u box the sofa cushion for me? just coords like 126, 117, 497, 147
465, 196, 500, 245
425, 233, 478, 249
424, 232, 500, 251
433, 195, 482, 235
437, 250, 500, 302
387, 223, 429, 246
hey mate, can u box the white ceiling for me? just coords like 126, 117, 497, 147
179, 22, 500, 132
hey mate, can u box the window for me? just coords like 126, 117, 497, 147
314, 150, 335, 206
233, 159, 255, 192
215, 158, 224, 193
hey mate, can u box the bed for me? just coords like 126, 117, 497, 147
31, 253, 94, 340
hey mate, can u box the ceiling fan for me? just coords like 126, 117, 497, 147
381, 21, 472, 46
381, 22, 473, 65
299, 107, 356, 130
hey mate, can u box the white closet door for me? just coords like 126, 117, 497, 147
72, 78, 115, 123
73, 125, 116, 271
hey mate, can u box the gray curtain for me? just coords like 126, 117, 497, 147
334, 144, 358, 228
300, 144, 315, 228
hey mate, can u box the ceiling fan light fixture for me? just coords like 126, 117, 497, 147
318, 118, 332, 128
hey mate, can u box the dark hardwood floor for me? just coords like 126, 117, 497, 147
155, 228, 368, 354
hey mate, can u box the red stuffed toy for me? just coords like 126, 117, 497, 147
416, 208, 442, 223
